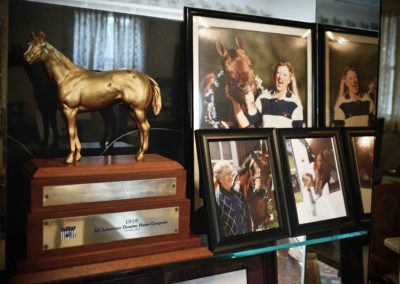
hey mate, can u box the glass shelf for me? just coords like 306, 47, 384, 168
226, 229, 368, 259
79, 227, 368, 283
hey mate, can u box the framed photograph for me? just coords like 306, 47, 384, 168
195, 128, 290, 252
319, 25, 379, 127
277, 128, 355, 236
164, 254, 273, 283
342, 128, 375, 220
186, 7, 315, 130
174, 269, 247, 284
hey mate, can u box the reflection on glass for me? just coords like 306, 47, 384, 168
352, 135, 374, 214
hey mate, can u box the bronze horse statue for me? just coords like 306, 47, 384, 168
200, 36, 264, 128
235, 150, 274, 231
23, 32, 162, 163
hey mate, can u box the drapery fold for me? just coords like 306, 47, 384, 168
73, 9, 145, 72
378, 10, 400, 131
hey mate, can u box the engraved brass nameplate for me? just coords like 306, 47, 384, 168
42, 207, 179, 250
43, 178, 177, 206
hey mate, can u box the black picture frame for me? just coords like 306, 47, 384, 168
317, 25, 379, 128
186, 7, 315, 130
342, 127, 375, 221
185, 7, 316, 216
276, 128, 355, 236
195, 128, 290, 252
164, 254, 273, 283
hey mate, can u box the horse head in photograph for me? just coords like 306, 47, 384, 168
312, 149, 336, 195
304, 139, 337, 196
23, 31, 162, 163
200, 36, 264, 128
235, 150, 274, 231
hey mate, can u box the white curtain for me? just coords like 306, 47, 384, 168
73, 9, 145, 72
378, 11, 400, 131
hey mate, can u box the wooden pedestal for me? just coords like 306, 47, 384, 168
24, 154, 187, 212
15, 154, 210, 276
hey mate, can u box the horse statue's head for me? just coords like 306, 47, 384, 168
24, 31, 49, 64
215, 36, 257, 102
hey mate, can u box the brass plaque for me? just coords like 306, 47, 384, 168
42, 207, 179, 250
43, 178, 177, 206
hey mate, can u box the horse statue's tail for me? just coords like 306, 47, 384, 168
149, 77, 162, 116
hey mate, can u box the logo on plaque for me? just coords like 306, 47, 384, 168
60, 226, 77, 240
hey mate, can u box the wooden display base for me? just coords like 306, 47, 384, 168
17, 154, 207, 276
18, 235, 206, 273
26, 199, 191, 260
24, 154, 186, 212
11, 244, 212, 284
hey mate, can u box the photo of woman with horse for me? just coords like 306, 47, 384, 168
192, 17, 313, 130
284, 137, 347, 224
210, 138, 280, 237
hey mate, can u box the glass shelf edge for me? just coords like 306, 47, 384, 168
229, 229, 368, 258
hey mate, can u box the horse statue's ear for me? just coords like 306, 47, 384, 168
216, 40, 228, 59
30, 32, 36, 40
39, 31, 46, 41
236, 36, 244, 50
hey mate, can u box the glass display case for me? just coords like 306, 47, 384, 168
3, 0, 381, 283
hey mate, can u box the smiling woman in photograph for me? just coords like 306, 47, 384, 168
333, 67, 376, 127
244, 62, 304, 128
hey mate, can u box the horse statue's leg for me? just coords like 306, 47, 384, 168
63, 107, 80, 164
73, 122, 82, 162
130, 108, 150, 161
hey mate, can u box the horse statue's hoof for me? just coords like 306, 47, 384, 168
74, 152, 82, 162
65, 155, 74, 164
136, 152, 144, 161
